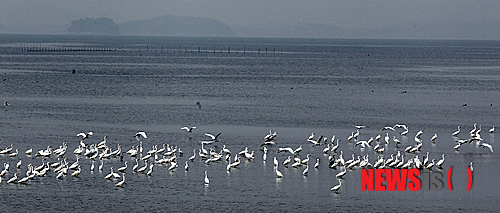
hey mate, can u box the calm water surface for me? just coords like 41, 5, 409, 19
0, 35, 499, 212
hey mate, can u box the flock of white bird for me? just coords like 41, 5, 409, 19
0, 123, 494, 194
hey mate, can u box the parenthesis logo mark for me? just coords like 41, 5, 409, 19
467, 166, 473, 191
447, 166, 453, 191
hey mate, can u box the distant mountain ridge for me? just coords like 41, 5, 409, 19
119, 15, 235, 37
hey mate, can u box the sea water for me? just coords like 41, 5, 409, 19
0, 34, 499, 211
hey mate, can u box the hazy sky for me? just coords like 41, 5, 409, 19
1, 0, 499, 29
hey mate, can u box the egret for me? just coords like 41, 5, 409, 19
452, 126, 461, 136
331, 179, 342, 193
204, 171, 210, 184
116, 173, 126, 187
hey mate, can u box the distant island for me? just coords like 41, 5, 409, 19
119, 15, 235, 37
65, 15, 235, 37
67, 17, 119, 35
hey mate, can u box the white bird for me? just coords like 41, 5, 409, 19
301, 154, 311, 164
7, 173, 18, 184
4, 162, 10, 172
16, 160, 22, 169
137, 160, 148, 173
469, 162, 474, 173
277, 147, 294, 155
469, 124, 477, 136
347, 132, 354, 141
204, 171, 210, 184
104, 167, 116, 179
430, 134, 438, 142
134, 131, 147, 141
415, 130, 424, 138
401, 127, 409, 136
185, 149, 195, 162
118, 161, 128, 172
452, 126, 461, 136
423, 152, 429, 166
132, 159, 139, 171
294, 146, 303, 154
17, 175, 29, 184
479, 142, 494, 152
71, 166, 81, 177
205, 132, 221, 142
168, 161, 177, 171
302, 163, 309, 176
314, 158, 320, 169
489, 126, 495, 133
181, 126, 196, 132
116, 173, 126, 187
336, 167, 346, 179
90, 160, 95, 172
273, 157, 279, 167
436, 154, 446, 168
425, 159, 435, 170
381, 126, 396, 132
147, 163, 154, 175
99, 160, 104, 171
354, 125, 368, 129
331, 139, 340, 153
9, 149, 19, 157
77, 131, 93, 140
308, 132, 315, 140
69, 158, 80, 170
394, 124, 408, 129
263, 147, 268, 161
185, 161, 189, 171
331, 179, 342, 193
384, 133, 390, 144
323, 144, 331, 153
25, 148, 33, 155
392, 136, 401, 147
283, 156, 292, 166
275, 166, 283, 178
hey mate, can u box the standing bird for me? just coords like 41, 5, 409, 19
275, 166, 283, 178
415, 130, 424, 138
308, 133, 315, 141
469, 162, 474, 173
118, 161, 128, 172
116, 173, 126, 187
314, 158, 320, 169
7, 173, 19, 184
71, 166, 81, 177
452, 126, 461, 136
436, 154, 446, 168
489, 126, 495, 133
204, 171, 210, 185
302, 163, 309, 176
430, 134, 438, 143
331, 179, 342, 193
392, 136, 401, 147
